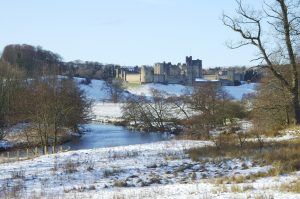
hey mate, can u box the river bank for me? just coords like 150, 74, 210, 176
0, 123, 77, 152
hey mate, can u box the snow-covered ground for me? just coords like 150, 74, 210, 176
127, 82, 257, 100
0, 140, 299, 198
209, 120, 253, 137
224, 83, 257, 100
127, 83, 189, 97
76, 78, 111, 101
91, 102, 123, 122
76, 77, 257, 101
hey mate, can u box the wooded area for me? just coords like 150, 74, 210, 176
0, 45, 91, 148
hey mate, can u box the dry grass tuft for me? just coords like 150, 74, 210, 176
280, 178, 300, 193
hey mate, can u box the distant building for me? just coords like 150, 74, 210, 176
116, 56, 203, 86
203, 68, 246, 86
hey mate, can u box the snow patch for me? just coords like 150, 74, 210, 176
225, 83, 256, 100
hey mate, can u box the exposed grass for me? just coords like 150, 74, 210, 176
124, 82, 141, 89
108, 150, 139, 159
11, 169, 25, 179
0, 179, 25, 199
85, 159, 95, 172
253, 194, 275, 199
103, 168, 123, 178
280, 178, 300, 193
187, 138, 300, 176
215, 175, 247, 184
113, 180, 128, 187
62, 160, 80, 174
230, 184, 242, 192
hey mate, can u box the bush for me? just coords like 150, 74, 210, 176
80, 77, 91, 85
233, 80, 241, 86
63, 160, 79, 174
114, 180, 128, 187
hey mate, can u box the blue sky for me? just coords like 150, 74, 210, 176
0, 0, 263, 68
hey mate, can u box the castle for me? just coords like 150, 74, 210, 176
115, 56, 203, 85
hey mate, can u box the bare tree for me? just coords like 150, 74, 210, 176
186, 83, 246, 139
104, 79, 124, 103
223, 0, 300, 124
23, 75, 91, 148
251, 68, 293, 132
122, 89, 176, 132
122, 95, 155, 131
167, 95, 191, 120
145, 89, 173, 131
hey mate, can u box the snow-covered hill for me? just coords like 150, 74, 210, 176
225, 83, 256, 100
75, 78, 111, 101
76, 77, 257, 101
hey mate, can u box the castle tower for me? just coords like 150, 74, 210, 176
140, 65, 153, 83
186, 56, 203, 85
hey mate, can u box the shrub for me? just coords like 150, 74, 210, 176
11, 169, 25, 179
63, 160, 79, 174
114, 180, 128, 187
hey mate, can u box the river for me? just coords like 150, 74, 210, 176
63, 123, 170, 150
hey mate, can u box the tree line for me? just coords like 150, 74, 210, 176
1, 44, 120, 81
0, 45, 90, 149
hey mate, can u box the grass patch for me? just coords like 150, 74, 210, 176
11, 169, 25, 179
103, 168, 123, 178
214, 175, 247, 184
0, 179, 25, 199
113, 180, 128, 187
62, 160, 80, 174
230, 184, 242, 192
124, 82, 141, 89
187, 138, 300, 175
280, 179, 300, 193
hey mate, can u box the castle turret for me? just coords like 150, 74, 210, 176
140, 65, 153, 83
186, 56, 203, 85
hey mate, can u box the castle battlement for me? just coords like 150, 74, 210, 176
116, 56, 203, 85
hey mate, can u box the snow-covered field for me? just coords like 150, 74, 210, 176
224, 83, 256, 100
76, 78, 111, 101
127, 83, 189, 97
91, 102, 123, 122
1, 140, 299, 199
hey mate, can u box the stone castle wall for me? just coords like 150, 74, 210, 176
117, 56, 203, 85
153, 74, 165, 83
141, 66, 153, 83
126, 74, 140, 83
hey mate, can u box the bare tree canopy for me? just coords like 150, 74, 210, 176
223, 0, 300, 124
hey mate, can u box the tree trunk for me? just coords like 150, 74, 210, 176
285, 106, 290, 125
291, 90, 300, 124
